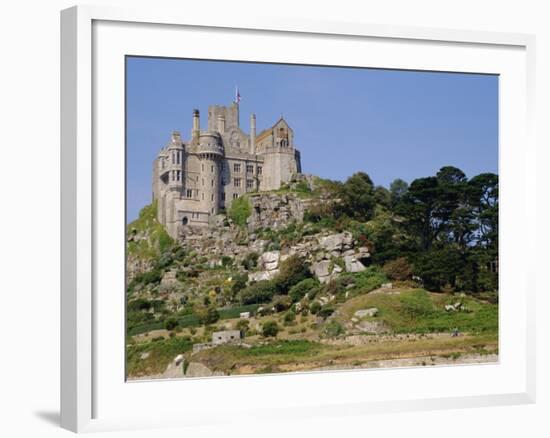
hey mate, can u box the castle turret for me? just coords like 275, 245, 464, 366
197, 132, 223, 216
192, 109, 200, 139
250, 113, 256, 154
167, 131, 184, 194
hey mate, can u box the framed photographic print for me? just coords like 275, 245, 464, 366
61, 5, 536, 433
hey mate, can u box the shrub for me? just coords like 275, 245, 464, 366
242, 252, 260, 270
275, 255, 311, 293
231, 273, 249, 297
324, 320, 344, 337
353, 266, 387, 292
318, 305, 335, 319
288, 278, 319, 302
283, 310, 296, 324
228, 196, 251, 227
383, 257, 412, 281
239, 280, 277, 304
309, 301, 322, 314
262, 320, 279, 337
164, 317, 179, 331
221, 255, 233, 267
274, 296, 293, 312
235, 319, 250, 336
196, 306, 220, 325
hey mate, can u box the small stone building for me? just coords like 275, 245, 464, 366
211, 330, 242, 345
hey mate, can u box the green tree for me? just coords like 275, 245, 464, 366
390, 178, 409, 206
275, 255, 311, 293
339, 172, 376, 220
262, 320, 279, 337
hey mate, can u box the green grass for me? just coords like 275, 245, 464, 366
127, 202, 174, 259
228, 196, 252, 227
218, 304, 260, 320
126, 336, 193, 377
337, 288, 498, 335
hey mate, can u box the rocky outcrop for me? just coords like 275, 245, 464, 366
247, 193, 308, 231
185, 362, 214, 378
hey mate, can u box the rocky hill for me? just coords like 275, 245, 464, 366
125, 178, 498, 379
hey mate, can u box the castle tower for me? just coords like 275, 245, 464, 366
249, 113, 256, 154
197, 132, 223, 216
167, 131, 184, 194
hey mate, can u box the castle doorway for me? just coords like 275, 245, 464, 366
182, 217, 188, 225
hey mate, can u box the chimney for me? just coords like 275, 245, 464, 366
250, 113, 256, 154
192, 109, 200, 139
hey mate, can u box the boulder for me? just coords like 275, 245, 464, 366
344, 255, 366, 273
185, 362, 213, 378
312, 260, 331, 278
354, 307, 379, 318
261, 251, 280, 271
248, 271, 271, 282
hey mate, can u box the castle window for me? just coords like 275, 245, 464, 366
257, 166, 262, 175
182, 217, 188, 225
221, 192, 226, 201
186, 189, 193, 198
161, 159, 165, 169
246, 164, 254, 174
202, 178, 205, 186
246, 179, 253, 189
202, 164, 204, 171
233, 193, 238, 199
234, 178, 241, 188
177, 170, 181, 181
176, 151, 181, 164
211, 165, 214, 173
234, 163, 241, 173
171, 171, 175, 181
281, 139, 288, 147
211, 179, 214, 187
172, 152, 175, 164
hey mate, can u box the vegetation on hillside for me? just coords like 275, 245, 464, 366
125, 165, 499, 378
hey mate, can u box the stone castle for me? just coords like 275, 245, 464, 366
152, 102, 302, 237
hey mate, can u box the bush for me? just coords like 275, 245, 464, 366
275, 255, 311, 293
324, 320, 344, 337
274, 296, 293, 312
353, 266, 388, 292
239, 280, 277, 304
221, 255, 233, 267
288, 278, 319, 302
196, 306, 220, 325
230, 273, 249, 297
228, 196, 251, 227
164, 317, 178, 331
318, 305, 336, 319
309, 301, 322, 314
283, 310, 296, 324
383, 257, 412, 281
262, 320, 279, 337
235, 319, 250, 336
242, 252, 260, 270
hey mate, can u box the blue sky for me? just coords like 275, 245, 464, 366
126, 57, 498, 222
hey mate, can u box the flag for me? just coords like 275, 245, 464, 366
235, 86, 241, 104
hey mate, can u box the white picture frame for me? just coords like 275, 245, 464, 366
60, 4, 536, 433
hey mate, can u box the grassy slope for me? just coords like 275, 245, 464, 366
127, 202, 173, 260
126, 287, 498, 377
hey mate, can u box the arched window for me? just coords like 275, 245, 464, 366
182, 217, 188, 225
